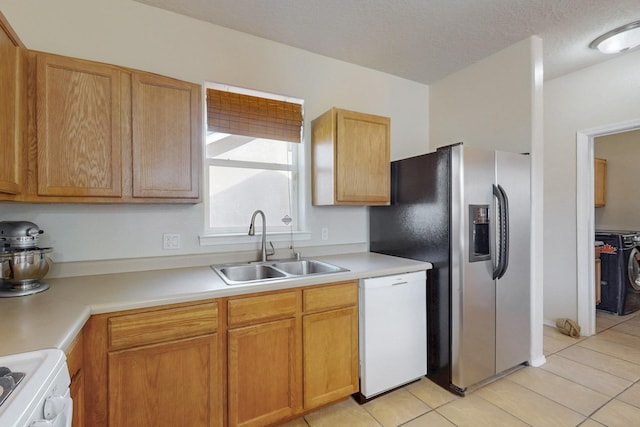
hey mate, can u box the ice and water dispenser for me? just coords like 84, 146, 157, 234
469, 205, 490, 262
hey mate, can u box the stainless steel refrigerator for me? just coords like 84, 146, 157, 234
369, 143, 531, 394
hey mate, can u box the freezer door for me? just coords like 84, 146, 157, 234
450, 145, 496, 391
495, 151, 531, 373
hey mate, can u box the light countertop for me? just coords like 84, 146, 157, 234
0, 252, 431, 356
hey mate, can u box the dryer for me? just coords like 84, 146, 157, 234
595, 231, 640, 315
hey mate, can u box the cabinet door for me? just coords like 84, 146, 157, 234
303, 306, 359, 409
336, 109, 390, 205
108, 335, 219, 427
66, 331, 84, 427
70, 371, 85, 427
228, 318, 301, 427
36, 54, 122, 197
0, 19, 20, 194
131, 73, 201, 200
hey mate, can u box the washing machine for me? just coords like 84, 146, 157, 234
595, 231, 640, 315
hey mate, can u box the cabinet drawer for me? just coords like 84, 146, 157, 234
228, 291, 299, 327
108, 302, 218, 351
303, 281, 358, 313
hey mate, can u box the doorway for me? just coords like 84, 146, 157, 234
576, 118, 640, 336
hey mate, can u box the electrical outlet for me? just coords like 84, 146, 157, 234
163, 233, 181, 250
321, 227, 329, 241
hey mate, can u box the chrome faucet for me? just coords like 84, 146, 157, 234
248, 210, 275, 262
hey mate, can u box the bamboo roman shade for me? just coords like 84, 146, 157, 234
207, 88, 303, 143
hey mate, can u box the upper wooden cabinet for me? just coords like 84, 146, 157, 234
131, 72, 200, 199
312, 108, 390, 206
36, 54, 123, 198
31, 52, 201, 203
595, 157, 607, 207
0, 13, 23, 195
2, 48, 202, 203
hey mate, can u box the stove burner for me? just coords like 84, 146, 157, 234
0, 367, 25, 407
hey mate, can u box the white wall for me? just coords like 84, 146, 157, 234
0, 0, 429, 265
594, 130, 640, 231
429, 37, 545, 365
544, 49, 640, 322
429, 38, 537, 154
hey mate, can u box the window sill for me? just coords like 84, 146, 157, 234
199, 230, 312, 246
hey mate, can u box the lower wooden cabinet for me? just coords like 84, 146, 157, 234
83, 300, 223, 427
226, 281, 359, 426
82, 281, 359, 427
226, 290, 302, 427
303, 306, 359, 409
108, 336, 218, 426
228, 319, 301, 427
66, 331, 85, 427
302, 282, 359, 410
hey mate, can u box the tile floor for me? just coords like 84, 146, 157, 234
282, 310, 640, 426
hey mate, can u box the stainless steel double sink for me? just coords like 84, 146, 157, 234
211, 258, 348, 286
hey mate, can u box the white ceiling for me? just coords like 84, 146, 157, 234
134, 0, 640, 84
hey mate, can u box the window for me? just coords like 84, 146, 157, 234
204, 84, 303, 237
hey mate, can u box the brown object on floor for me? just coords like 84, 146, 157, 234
556, 318, 581, 338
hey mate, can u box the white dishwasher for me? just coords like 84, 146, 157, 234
358, 270, 427, 400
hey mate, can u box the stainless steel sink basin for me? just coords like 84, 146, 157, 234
271, 259, 344, 275
211, 258, 348, 286
217, 264, 286, 283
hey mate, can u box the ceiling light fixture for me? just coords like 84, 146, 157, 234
589, 21, 640, 54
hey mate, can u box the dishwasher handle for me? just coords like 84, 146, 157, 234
360, 271, 426, 289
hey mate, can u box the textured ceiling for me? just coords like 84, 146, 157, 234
134, 0, 640, 84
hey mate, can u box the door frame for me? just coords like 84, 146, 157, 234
576, 118, 640, 336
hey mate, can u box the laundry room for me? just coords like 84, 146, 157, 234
595, 129, 640, 231
594, 129, 640, 316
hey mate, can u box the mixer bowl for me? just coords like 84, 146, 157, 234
0, 248, 52, 284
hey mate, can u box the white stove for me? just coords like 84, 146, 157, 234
0, 349, 71, 427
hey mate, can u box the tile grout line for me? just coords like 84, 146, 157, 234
402, 313, 640, 426
483, 375, 589, 424
580, 378, 640, 422
552, 350, 640, 383
300, 313, 640, 427
451, 388, 535, 427
359, 403, 392, 427
399, 386, 451, 426
515, 313, 640, 424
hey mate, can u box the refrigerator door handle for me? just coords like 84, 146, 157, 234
492, 184, 510, 279
497, 184, 510, 279
492, 185, 501, 279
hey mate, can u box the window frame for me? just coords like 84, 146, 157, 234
200, 83, 307, 244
